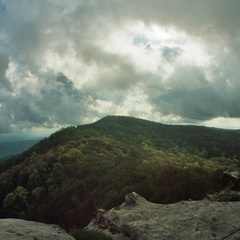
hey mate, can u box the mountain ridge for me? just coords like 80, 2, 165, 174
0, 115, 239, 230
90, 115, 240, 161
25, 115, 240, 159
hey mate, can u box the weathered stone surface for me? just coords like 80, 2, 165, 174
87, 192, 240, 240
0, 218, 75, 240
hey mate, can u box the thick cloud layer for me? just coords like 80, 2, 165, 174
0, 0, 240, 132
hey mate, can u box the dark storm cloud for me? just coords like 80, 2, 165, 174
38, 73, 92, 126
155, 88, 222, 120
147, 65, 240, 121
0, 71, 97, 132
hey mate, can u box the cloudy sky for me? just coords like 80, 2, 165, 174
0, 0, 240, 134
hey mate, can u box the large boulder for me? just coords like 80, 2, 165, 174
0, 218, 75, 240
86, 192, 240, 240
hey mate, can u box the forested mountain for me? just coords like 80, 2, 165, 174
0, 116, 239, 231
93, 116, 240, 160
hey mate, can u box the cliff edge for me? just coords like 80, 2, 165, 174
87, 192, 240, 240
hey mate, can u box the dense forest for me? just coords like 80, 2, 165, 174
0, 116, 239, 231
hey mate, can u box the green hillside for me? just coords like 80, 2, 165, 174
93, 116, 240, 160
0, 116, 239, 230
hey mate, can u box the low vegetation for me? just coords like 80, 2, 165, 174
71, 229, 112, 240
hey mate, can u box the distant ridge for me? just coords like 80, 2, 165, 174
0, 136, 43, 160
4, 115, 239, 162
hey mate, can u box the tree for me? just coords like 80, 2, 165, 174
27, 169, 42, 191
3, 186, 29, 218
47, 162, 63, 188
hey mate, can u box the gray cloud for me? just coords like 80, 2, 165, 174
38, 73, 91, 126
162, 47, 181, 62
146, 66, 240, 120
147, 65, 240, 120
0, 72, 96, 132
0, 53, 11, 91
0, 0, 240, 132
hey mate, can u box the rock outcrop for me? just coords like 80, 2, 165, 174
86, 192, 240, 240
0, 218, 75, 240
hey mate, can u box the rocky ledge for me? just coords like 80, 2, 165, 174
86, 192, 240, 240
0, 218, 75, 240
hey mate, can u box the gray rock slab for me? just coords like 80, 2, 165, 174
87, 192, 240, 240
0, 218, 75, 240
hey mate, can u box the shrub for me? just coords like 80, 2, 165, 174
71, 229, 112, 240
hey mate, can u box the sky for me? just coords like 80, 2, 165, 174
0, 0, 240, 134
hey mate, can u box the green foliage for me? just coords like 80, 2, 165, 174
3, 186, 29, 218
47, 162, 63, 187
93, 116, 240, 160
103, 189, 127, 210
209, 156, 239, 167
27, 169, 42, 191
71, 229, 112, 240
